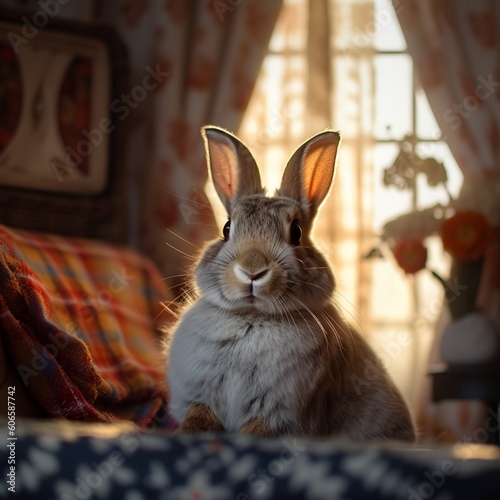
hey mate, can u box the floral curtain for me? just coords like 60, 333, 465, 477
395, 1, 500, 178
96, 0, 283, 292
394, 0, 500, 442
0, 0, 282, 292
238, 0, 375, 341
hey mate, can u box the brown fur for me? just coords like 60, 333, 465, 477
240, 419, 273, 436
176, 403, 224, 434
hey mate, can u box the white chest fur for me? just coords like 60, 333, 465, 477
168, 299, 326, 432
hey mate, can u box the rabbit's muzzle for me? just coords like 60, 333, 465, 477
223, 249, 286, 308
233, 251, 271, 287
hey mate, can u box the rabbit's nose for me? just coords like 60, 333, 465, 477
234, 251, 271, 285
234, 264, 270, 285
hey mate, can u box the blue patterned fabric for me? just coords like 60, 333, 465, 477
2, 420, 500, 499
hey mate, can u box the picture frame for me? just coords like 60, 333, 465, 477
0, 12, 130, 243
0, 18, 114, 194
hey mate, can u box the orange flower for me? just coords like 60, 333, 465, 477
440, 211, 492, 260
392, 239, 427, 274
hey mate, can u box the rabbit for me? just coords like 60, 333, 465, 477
166, 126, 416, 442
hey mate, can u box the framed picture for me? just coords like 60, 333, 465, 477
0, 13, 129, 242
0, 19, 114, 194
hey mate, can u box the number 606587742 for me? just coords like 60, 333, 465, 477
7, 387, 16, 429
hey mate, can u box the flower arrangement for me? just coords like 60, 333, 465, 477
391, 239, 427, 274
382, 208, 493, 276
370, 136, 498, 321
369, 137, 500, 365
440, 211, 492, 261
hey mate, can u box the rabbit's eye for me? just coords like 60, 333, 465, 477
223, 220, 231, 241
290, 220, 302, 245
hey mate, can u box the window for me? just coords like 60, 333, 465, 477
209, 0, 463, 405
370, 0, 462, 402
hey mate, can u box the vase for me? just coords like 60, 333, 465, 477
439, 256, 500, 365
445, 257, 484, 321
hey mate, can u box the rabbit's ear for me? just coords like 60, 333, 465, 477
279, 131, 340, 218
202, 126, 263, 213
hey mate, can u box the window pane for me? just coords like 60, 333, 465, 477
374, 54, 413, 140
368, 323, 430, 406
240, 54, 307, 162
416, 88, 441, 140
370, 260, 413, 322
332, 55, 375, 138
373, 0, 407, 51
269, 0, 307, 52
331, 0, 375, 51
332, 57, 361, 137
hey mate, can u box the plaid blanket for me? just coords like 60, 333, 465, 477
0, 224, 174, 427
